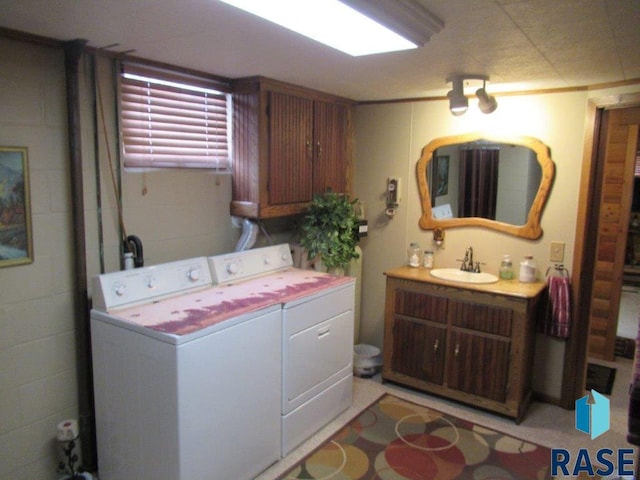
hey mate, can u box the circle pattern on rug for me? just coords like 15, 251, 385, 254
279, 395, 551, 480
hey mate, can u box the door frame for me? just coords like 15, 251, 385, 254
563, 93, 640, 407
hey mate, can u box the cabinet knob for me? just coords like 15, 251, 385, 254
316, 141, 322, 160
433, 339, 439, 354
454, 343, 460, 357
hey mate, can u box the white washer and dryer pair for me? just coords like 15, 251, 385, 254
90, 244, 354, 480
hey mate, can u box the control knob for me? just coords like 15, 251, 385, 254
188, 267, 200, 281
227, 263, 239, 274
114, 283, 126, 297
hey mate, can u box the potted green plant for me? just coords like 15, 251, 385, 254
299, 192, 360, 274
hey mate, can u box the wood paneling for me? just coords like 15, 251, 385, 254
587, 107, 640, 360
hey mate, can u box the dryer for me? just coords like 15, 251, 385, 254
207, 244, 355, 457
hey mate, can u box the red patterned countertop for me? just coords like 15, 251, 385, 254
110, 268, 354, 335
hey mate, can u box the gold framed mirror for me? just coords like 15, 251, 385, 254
416, 132, 555, 239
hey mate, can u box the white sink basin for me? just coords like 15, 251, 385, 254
430, 268, 499, 284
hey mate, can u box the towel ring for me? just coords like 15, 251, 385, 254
545, 264, 570, 278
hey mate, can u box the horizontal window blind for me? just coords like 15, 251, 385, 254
120, 63, 231, 171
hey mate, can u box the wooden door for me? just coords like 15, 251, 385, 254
588, 107, 640, 360
312, 100, 349, 195
391, 317, 447, 384
390, 289, 448, 384
267, 91, 314, 205
447, 330, 510, 402
446, 300, 512, 402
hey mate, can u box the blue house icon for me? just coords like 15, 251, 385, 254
576, 390, 610, 440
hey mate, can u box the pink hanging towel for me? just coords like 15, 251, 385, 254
539, 275, 572, 338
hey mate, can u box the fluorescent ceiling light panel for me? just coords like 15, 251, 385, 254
218, 0, 418, 56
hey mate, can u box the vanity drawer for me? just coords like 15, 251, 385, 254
449, 300, 513, 337
394, 289, 448, 324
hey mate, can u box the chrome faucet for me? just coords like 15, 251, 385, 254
459, 246, 481, 272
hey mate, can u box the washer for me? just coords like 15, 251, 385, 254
90, 256, 281, 480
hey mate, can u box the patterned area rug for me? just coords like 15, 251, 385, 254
277, 394, 550, 479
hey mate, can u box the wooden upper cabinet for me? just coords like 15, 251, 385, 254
231, 77, 353, 219
268, 91, 314, 205
312, 100, 350, 196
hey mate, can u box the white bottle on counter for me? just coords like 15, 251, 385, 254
519, 255, 537, 282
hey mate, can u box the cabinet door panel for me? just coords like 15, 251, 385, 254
392, 317, 446, 385
447, 330, 510, 402
268, 91, 313, 205
395, 290, 448, 324
313, 101, 349, 194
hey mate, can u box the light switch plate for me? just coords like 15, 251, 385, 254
550, 241, 565, 262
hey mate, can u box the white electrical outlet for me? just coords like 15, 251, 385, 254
550, 241, 565, 262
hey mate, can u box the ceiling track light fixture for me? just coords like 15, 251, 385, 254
446, 75, 498, 116
447, 76, 468, 116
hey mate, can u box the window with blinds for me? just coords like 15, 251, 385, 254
120, 63, 232, 171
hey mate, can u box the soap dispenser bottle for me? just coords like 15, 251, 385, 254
499, 254, 514, 280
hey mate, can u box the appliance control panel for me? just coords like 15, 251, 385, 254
208, 243, 293, 284
92, 257, 212, 311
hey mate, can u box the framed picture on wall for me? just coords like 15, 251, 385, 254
0, 146, 33, 267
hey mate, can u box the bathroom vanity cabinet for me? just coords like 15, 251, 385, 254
383, 267, 545, 422
230, 77, 353, 219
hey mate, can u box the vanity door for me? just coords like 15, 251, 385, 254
392, 317, 447, 385
446, 300, 513, 403
446, 330, 510, 402
389, 288, 448, 385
